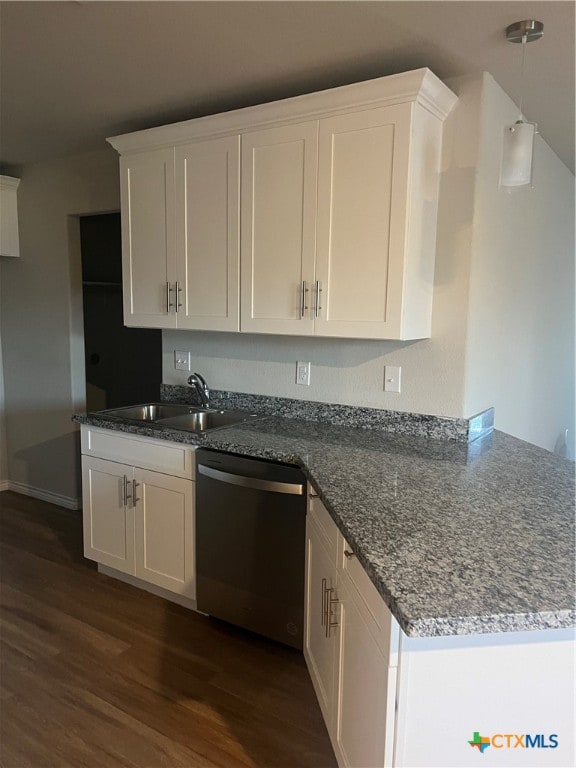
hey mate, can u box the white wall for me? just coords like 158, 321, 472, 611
464, 74, 575, 455
163, 74, 484, 419
0, 148, 120, 505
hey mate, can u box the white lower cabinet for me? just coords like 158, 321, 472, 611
335, 577, 396, 768
305, 493, 398, 768
81, 427, 195, 600
305, 494, 575, 768
82, 456, 136, 575
305, 515, 338, 722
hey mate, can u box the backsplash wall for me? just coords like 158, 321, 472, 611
161, 328, 470, 419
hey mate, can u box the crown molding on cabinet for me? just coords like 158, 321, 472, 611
107, 68, 457, 155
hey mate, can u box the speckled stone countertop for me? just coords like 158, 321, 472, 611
73, 407, 575, 639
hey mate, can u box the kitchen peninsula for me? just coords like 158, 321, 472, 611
74, 389, 575, 768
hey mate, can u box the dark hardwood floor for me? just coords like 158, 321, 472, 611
0, 491, 337, 768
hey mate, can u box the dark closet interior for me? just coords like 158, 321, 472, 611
80, 213, 161, 411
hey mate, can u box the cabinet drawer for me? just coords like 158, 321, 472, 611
81, 426, 195, 479
308, 493, 339, 561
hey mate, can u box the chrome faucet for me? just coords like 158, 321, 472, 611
188, 372, 210, 408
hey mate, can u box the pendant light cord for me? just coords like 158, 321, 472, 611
518, 33, 527, 120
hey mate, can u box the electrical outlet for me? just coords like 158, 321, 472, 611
174, 350, 190, 371
296, 361, 311, 386
384, 365, 401, 393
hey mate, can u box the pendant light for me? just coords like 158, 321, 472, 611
500, 19, 544, 188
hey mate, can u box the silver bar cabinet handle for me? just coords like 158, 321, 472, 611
327, 588, 339, 638
166, 282, 174, 313
132, 480, 139, 506
300, 280, 309, 319
122, 475, 128, 507
125, 476, 132, 507
344, 549, 355, 560
314, 280, 323, 318
175, 281, 183, 312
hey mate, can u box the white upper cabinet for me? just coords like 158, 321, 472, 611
120, 140, 240, 330
241, 122, 318, 335
315, 105, 411, 339
109, 68, 457, 339
120, 149, 176, 328
175, 136, 240, 331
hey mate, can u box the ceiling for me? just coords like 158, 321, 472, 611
1, 1, 574, 174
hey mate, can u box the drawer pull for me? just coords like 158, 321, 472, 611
343, 549, 355, 560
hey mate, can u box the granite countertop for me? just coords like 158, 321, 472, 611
74, 399, 575, 639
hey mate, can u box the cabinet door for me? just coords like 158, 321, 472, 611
133, 469, 195, 599
120, 148, 176, 328
315, 104, 412, 339
304, 516, 338, 728
175, 136, 240, 331
334, 579, 395, 768
241, 122, 318, 335
82, 457, 135, 575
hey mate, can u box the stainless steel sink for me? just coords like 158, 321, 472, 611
158, 409, 258, 433
98, 403, 197, 422
96, 402, 258, 432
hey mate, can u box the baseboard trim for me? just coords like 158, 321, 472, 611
4, 481, 82, 510
0, 480, 9, 492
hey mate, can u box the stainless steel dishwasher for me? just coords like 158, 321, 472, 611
195, 449, 306, 649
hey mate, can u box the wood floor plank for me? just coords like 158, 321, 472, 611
0, 491, 337, 768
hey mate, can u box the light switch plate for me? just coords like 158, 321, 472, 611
384, 365, 401, 393
174, 350, 190, 371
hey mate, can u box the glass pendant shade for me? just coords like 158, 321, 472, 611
500, 120, 536, 187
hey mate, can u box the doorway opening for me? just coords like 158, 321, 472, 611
80, 212, 161, 411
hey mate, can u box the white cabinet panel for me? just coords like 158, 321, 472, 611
120, 148, 176, 328
134, 469, 195, 598
315, 104, 412, 339
241, 122, 318, 335
175, 136, 240, 331
81, 426, 194, 479
304, 515, 338, 726
335, 580, 394, 768
82, 456, 135, 574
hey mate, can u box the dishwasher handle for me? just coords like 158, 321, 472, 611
198, 464, 304, 496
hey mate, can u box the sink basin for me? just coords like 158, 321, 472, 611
95, 402, 258, 432
98, 403, 200, 422
158, 409, 258, 433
